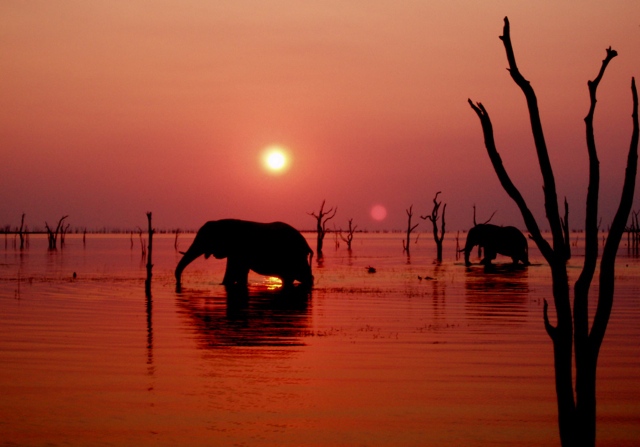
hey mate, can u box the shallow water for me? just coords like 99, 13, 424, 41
0, 232, 639, 446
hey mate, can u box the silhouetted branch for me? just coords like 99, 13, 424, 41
308, 200, 337, 258
421, 191, 446, 261
501, 17, 565, 254
18, 213, 25, 250
473, 205, 496, 226
402, 205, 419, 255
592, 77, 638, 351
339, 218, 357, 251
44, 215, 69, 250
469, 17, 637, 447
560, 198, 571, 261
145, 212, 155, 296
174, 228, 181, 252
137, 226, 146, 257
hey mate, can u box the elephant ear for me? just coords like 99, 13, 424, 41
209, 237, 229, 259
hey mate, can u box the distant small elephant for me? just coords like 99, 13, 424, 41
175, 219, 314, 288
463, 224, 529, 267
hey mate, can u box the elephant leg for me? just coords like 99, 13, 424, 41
222, 258, 249, 286
481, 249, 496, 265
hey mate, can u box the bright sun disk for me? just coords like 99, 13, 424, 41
262, 146, 289, 173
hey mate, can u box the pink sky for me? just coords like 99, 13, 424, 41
1, 1, 639, 232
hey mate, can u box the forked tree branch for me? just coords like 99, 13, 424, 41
591, 77, 638, 350
500, 16, 565, 255
467, 100, 554, 262
574, 48, 619, 366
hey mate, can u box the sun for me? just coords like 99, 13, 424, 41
266, 151, 286, 170
371, 204, 387, 221
262, 145, 290, 174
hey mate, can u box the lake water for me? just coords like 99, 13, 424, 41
1, 232, 639, 446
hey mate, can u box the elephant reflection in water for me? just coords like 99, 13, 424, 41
176, 286, 312, 348
175, 219, 314, 290
463, 224, 529, 267
464, 266, 529, 323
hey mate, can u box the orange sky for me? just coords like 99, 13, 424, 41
1, 1, 639, 231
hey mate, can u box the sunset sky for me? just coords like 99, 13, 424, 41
1, 1, 639, 232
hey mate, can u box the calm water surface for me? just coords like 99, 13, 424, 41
1, 232, 639, 446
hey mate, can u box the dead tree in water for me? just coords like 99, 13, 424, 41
469, 17, 638, 447
472, 205, 496, 259
625, 210, 639, 254
340, 218, 358, 251
145, 212, 154, 296
137, 227, 147, 257
174, 228, 181, 252
44, 215, 68, 250
18, 213, 26, 249
421, 191, 446, 262
60, 223, 70, 247
561, 198, 571, 260
402, 205, 419, 256
308, 200, 337, 258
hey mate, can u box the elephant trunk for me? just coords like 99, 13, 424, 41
175, 246, 203, 286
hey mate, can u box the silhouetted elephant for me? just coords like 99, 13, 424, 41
463, 224, 529, 267
175, 219, 314, 289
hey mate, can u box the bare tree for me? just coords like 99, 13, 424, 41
145, 212, 154, 296
18, 213, 25, 250
340, 218, 358, 251
174, 228, 181, 252
561, 198, 571, 260
626, 210, 639, 254
471, 205, 496, 259
421, 191, 446, 261
402, 205, 419, 256
44, 215, 69, 250
60, 223, 70, 247
137, 226, 147, 257
469, 17, 638, 447
308, 200, 337, 258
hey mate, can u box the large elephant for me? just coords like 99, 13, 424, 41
175, 219, 314, 288
463, 224, 529, 267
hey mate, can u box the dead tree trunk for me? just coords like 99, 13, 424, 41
421, 191, 446, 262
44, 215, 68, 250
145, 212, 154, 296
18, 213, 25, 250
402, 205, 419, 256
308, 200, 337, 258
469, 17, 638, 447
340, 218, 358, 251
174, 228, 181, 252
60, 223, 70, 248
472, 205, 496, 259
561, 198, 571, 260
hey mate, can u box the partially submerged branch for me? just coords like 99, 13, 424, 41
308, 200, 337, 258
421, 191, 446, 261
402, 205, 419, 256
